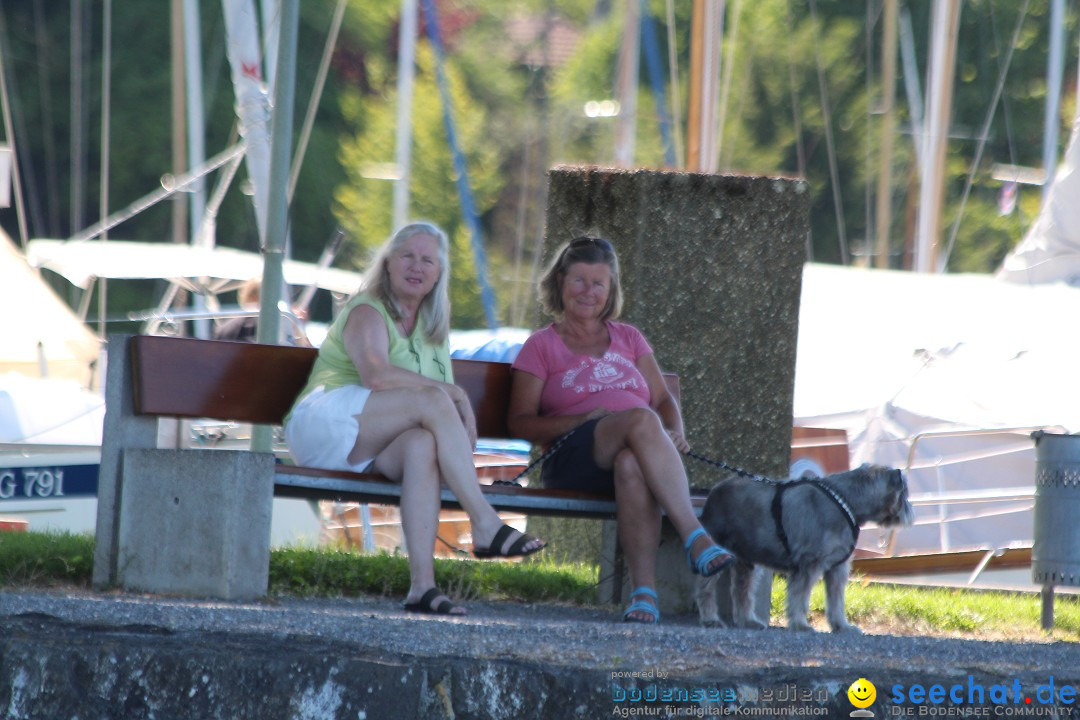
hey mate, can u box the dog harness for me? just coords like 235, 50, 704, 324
771, 478, 859, 571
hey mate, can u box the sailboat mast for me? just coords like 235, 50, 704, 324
686, 0, 723, 172
874, 0, 898, 269
256, 0, 298, 348
1042, 0, 1065, 204
613, 0, 640, 167
393, 0, 417, 230
914, 0, 960, 273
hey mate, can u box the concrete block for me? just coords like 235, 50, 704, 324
542, 167, 808, 621
117, 448, 274, 600
94, 334, 160, 589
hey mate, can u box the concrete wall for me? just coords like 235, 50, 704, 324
540, 166, 809, 483
529, 166, 809, 613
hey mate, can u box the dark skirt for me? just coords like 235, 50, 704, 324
540, 417, 615, 495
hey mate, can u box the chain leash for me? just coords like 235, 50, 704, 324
683, 450, 778, 484
490, 425, 581, 487
493, 429, 782, 488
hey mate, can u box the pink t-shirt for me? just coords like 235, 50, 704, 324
512, 322, 654, 417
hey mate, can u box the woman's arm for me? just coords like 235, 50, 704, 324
342, 304, 477, 444
637, 352, 689, 452
507, 369, 604, 445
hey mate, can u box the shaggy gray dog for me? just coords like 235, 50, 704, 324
695, 463, 914, 633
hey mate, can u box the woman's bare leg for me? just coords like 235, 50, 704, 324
613, 449, 661, 621
354, 385, 543, 555
371, 427, 464, 611
593, 408, 719, 567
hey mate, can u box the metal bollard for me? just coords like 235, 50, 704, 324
1031, 431, 1080, 630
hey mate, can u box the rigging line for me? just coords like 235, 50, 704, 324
665, 0, 684, 168
715, 0, 741, 171
865, 0, 874, 258
288, 0, 347, 202
806, 0, 849, 265
783, 0, 806, 178
421, 0, 499, 330
641, 6, 676, 166
32, 0, 61, 237
0, 8, 29, 247
940, 0, 1031, 272
69, 143, 247, 243
784, 0, 810, 261
985, 1, 1026, 233
98, 0, 113, 341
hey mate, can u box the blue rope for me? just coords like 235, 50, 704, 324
641, 5, 676, 166
420, 0, 499, 330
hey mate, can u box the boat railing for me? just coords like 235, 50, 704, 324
871, 425, 1065, 559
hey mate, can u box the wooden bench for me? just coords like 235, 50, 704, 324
92, 333, 693, 598
122, 333, 687, 517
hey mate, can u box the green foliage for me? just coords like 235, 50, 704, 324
0, 531, 94, 587
4, 0, 1079, 325
266, 546, 597, 604
4, 532, 1080, 640
771, 575, 1080, 640
334, 42, 506, 328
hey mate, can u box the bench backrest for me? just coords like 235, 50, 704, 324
128, 334, 678, 440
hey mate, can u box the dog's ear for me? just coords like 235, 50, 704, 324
888, 468, 905, 490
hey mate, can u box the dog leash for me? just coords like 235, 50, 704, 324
489, 425, 581, 487
496, 433, 858, 544
685, 449, 860, 565
685, 450, 857, 530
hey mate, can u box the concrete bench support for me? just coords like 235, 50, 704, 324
116, 449, 274, 600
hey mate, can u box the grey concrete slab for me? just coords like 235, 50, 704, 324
116, 448, 274, 600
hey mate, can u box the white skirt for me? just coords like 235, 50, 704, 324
284, 385, 375, 472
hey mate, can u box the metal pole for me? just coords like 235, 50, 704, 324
874, 0, 898, 269
393, 0, 417, 230
252, 0, 298, 452
98, 0, 112, 340
613, 0, 640, 167
1042, 0, 1065, 204
184, 0, 209, 337
915, 0, 960, 273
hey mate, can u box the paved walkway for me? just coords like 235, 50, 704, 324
1, 589, 1078, 719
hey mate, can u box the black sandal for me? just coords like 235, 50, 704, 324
472, 524, 546, 559
403, 587, 465, 615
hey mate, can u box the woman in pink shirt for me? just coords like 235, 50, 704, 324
508, 236, 735, 623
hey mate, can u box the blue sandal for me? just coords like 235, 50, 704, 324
685, 528, 735, 577
623, 586, 660, 624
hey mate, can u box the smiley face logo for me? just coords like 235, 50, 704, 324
848, 678, 876, 709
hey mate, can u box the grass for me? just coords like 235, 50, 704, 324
2, 531, 1078, 642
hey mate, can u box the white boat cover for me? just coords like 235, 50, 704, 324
795, 262, 1080, 556
997, 113, 1080, 286
0, 232, 101, 384
26, 238, 364, 295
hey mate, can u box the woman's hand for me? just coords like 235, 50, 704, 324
451, 386, 479, 449
666, 428, 690, 454
584, 406, 610, 423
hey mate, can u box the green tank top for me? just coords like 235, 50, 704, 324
285, 294, 452, 424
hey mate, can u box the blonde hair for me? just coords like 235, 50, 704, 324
358, 222, 451, 343
237, 278, 261, 308
537, 236, 622, 321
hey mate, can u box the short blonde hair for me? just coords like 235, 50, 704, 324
537, 236, 622, 321
358, 222, 451, 343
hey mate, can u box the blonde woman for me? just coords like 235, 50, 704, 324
286, 223, 545, 615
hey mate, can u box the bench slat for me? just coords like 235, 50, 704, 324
131, 335, 316, 424
130, 335, 522, 438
